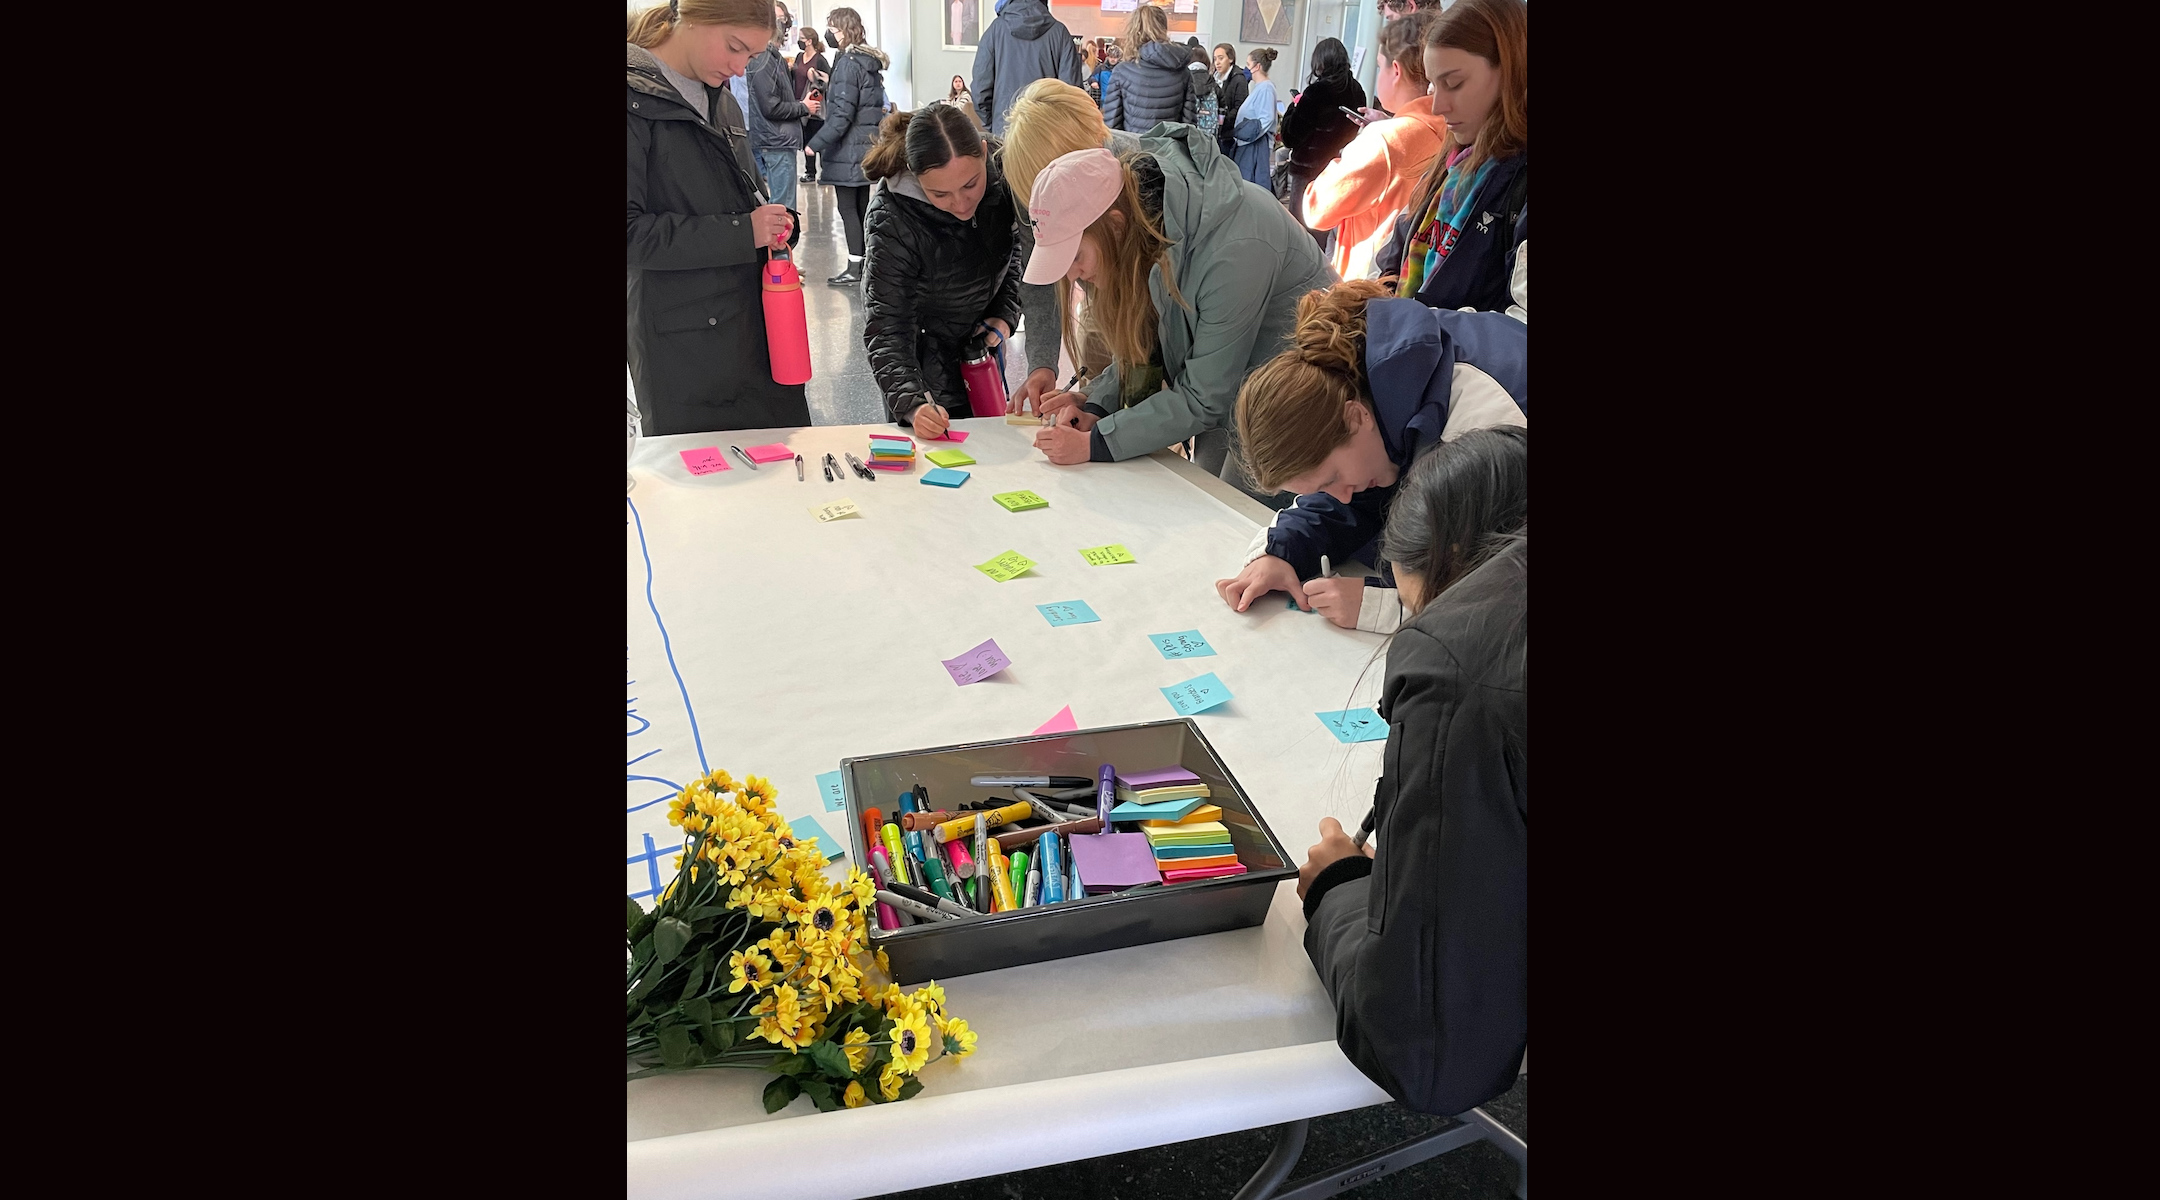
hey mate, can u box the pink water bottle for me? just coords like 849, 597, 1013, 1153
960, 344, 1008, 418
761, 250, 813, 385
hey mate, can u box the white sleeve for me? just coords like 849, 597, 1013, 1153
1506, 241, 1528, 323
1440, 363, 1529, 443
1356, 584, 1404, 634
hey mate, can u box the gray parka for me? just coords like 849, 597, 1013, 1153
970, 0, 1082, 136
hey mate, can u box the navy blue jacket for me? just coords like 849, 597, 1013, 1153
1376, 152, 1527, 315
1261, 299, 1527, 582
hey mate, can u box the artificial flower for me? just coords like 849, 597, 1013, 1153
843, 1028, 873, 1073
879, 1063, 904, 1100
844, 1080, 868, 1108
936, 1013, 978, 1059
913, 982, 947, 1016
890, 1009, 933, 1075
728, 950, 774, 994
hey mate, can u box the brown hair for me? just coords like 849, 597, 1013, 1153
1424, 0, 1527, 169
1056, 154, 1187, 380
825, 6, 867, 48
862, 105, 984, 182
1120, 3, 1169, 58
628, 0, 775, 50
1212, 42, 1236, 67
1235, 279, 1394, 492
1379, 10, 1435, 88
1248, 47, 1278, 75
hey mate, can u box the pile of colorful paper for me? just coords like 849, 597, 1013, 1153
1140, 817, 1243, 882
868, 434, 916, 472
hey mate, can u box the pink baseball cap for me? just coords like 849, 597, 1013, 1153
1023, 148, 1125, 285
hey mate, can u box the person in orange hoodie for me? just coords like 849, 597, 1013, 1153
1303, 12, 1450, 281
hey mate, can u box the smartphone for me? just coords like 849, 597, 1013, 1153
1339, 105, 1369, 126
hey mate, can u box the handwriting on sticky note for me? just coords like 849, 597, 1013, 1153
811, 499, 860, 522
680, 447, 730, 475
994, 490, 1049, 512
1150, 630, 1217, 659
1161, 672, 1233, 716
1033, 705, 1078, 734
816, 769, 846, 812
975, 550, 1035, 582
1080, 544, 1136, 566
941, 638, 1012, 686
1037, 600, 1100, 627
1316, 708, 1389, 744
744, 443, 794, 463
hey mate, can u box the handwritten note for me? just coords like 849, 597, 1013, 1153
1150, 630, 1217, 659
941, 638, 1012, 686
926, 448, 977, 468
922, 467, 970, 487
975, 550, 1036, 582
679, 447, 730, 475
1033, 705, 1079, 734
816, 769, 846, 812
1160, 672, 1233, 716
744, 443, 794, 463
811, 499, 861, 522
993, 490, 1049, 512
1316, 708, 1389, 744
1080, 544, 1137, 565
1037, 600, 1100, 626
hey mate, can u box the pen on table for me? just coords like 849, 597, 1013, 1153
823, 452, 839, 482
729, 445, 757, 471
844, 452, 877, 481
795, 454, 804, 481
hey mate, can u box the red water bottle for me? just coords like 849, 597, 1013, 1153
762, 249, 812, 385
960, 341, 1008, 418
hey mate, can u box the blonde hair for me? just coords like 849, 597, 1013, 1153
1056, 154, 1186, 384
628, 0, 775, 49
1001, 79, 1108, 207
1120, 3, 1169, 58
1235, 279, 1394, 492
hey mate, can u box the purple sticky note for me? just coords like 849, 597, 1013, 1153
679, 447, 730, 475
1069, 832, 1161, 892
941, 638, 1011, 686
1117, 766, 1202, 790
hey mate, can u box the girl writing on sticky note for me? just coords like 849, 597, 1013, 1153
1214, 279, 1526, 631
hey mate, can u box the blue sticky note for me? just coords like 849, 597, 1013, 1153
1286, 596, 1308, 611
1161, 672, 1233, 716
1317, 708, 1389, 744
1037, 600, 1100, 627
1150, 630, 1217, 659
922, 467, 970, 487
788, 814, 846, 862
816, 769, 846, 812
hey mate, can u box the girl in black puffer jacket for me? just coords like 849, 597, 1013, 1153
803, 7, 888, 284
1101, 4, 1197, 133
861, 105, 1027, 437
1279, 37, 1365, 242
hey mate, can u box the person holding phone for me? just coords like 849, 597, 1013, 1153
1303, 12, 1451, 281
791, 29, 829, 181
1278, 37, 1365, 244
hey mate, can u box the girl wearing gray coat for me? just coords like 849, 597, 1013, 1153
1100, 5, 1198, 134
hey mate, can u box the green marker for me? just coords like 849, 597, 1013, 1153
1009, 850, 1030, 905
921, 853, 957, 902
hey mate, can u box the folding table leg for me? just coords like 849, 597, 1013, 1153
1228, 1119, 1309, 1200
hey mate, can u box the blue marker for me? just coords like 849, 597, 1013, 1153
897, 790, 926, 861
1069, 849, 1084, 901
1039, 832, 1065, 904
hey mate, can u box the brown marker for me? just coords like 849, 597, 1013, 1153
992, 816, 1104, 852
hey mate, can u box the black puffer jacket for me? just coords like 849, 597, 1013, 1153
862, 149, 1026, 425
804, 45, 888, 186
1102, 42, 1199, 133
1214, 66, 1249, 155
1280, 73, 1367, 176
626, 44, 806, 435
1302, 534, 1527, 1116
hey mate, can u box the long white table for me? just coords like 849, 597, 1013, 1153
627, 418, 1397, 1198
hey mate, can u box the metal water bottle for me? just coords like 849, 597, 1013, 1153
761, 249, 812, 385
959, 332, 1008, 418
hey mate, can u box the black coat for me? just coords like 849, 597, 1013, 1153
1102, 42, 1199, 133
1280, 73, 1367, 176
862, 151, 1026, 425
1376, 153, 1529, 315
627, 46, 807, 435
970, 0, 1082, 136
746, 46, 810, 152
804, 45, 888, 187
1214, 67, 1250, 155
1302, 536, 1527, 1117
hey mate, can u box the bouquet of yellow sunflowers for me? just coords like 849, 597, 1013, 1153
628, 768, 976, 1111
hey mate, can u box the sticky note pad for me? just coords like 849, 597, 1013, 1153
866, 459, 911, 471
1033, 705, 1078, 734
788, 814, 846, 862
926, 448, 977, 468
1152, 842, 1235, 859
869, 435, 913, 446
811, 499, 860, 522
941, 638, 1011, 685
1037, 600, 1099, 627
1149, 630, 1216, 660
1316, 708, 1389, 744
929, 429, 970, 443
679, 447, 730, 475
1144, 804, 1223, 827
994, 490, 1049, 512
744, 443, 794, 463
1163, 863, 1247, 883
1109, 796, 1210, 822
975, 550, 1036, 582
1068, 832, 1161, 891
1143, 820, 1230, 845
816, 769, 846, 813
1160, 673, 1232, 716
1080, 544, 1137, 566
1119, 766, 1201, 790
923, 467, 970, 487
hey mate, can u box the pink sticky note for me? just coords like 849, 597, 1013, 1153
941, 638, 1011, 686
679, 447, 730, 475
933, 430, 971, 443
744, 443, 794, 463
866, 458, 911, 471
1033, 705, 1078, 734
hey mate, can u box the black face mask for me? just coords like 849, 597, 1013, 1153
824, 30, 841, 50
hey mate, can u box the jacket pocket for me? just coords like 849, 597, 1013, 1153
651, 280, 749, 335
1368, 724, 1403, 936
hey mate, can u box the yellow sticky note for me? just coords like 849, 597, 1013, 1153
1079, 544, 1137, 566
926, 448, 976, 468
975, 550, 1036, 582
811, 499, 861, 522
994, 490, 1049, 512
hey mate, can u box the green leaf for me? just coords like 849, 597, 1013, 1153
897, 1077, 925, 1102
771, 1053, 810, 1076
685, 905, 733, 922
628, 966, 664, 1005
630, 934, 655, 973
681, 948, 711, 1002
628, 1008, 655, 1032
711, 1015, 736, 1050
654, 917, 692, 966
627, 896, 649, 931
761, 1075, 801, 1114
801, 1079, 839, 1111
656, 1023, 693, 1069
807, 1039, 854, 1080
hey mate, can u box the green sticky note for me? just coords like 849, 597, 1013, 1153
926, 448, 977, 468
993, 490, 1049, 512
1080, 544, 1137, 566
975, 550, 1037, 582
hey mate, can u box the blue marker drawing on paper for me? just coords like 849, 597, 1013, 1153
1150, 630, 1217, 659
1037, 600, 1101, 627
1316, 708, 1389, 744
1161, 672, 1233, 716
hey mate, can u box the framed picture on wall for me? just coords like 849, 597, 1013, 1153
1241, 0, 1297, 45
944, 0, 983, 50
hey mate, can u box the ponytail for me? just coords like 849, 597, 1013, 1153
863, 105, 983, 183
628, 2, 676, 49
1234, 279, 1392, 493
630, 1, 775, 51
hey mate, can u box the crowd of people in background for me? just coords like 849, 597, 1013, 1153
628, 0, 1527, 1127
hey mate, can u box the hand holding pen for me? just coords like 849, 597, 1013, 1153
1296, 815, 1375, 901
